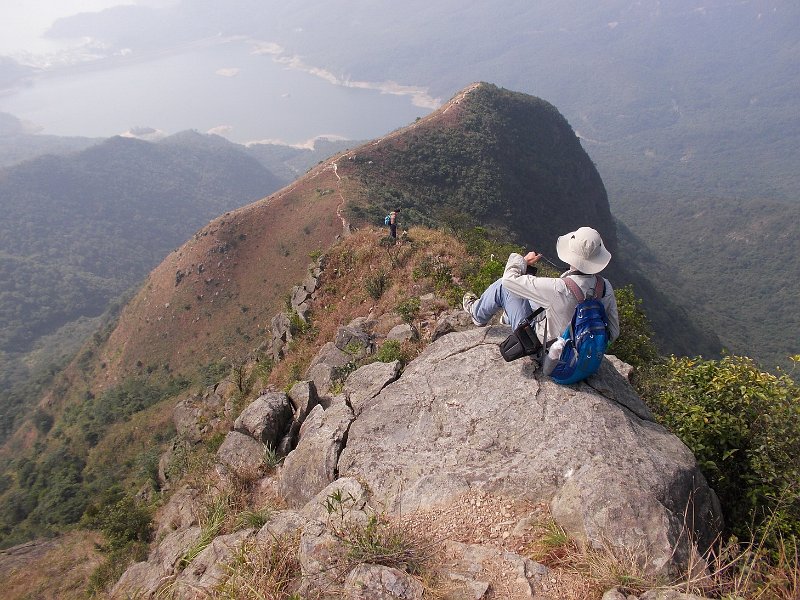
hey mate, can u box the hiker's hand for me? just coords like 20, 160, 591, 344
524, 251, 542, 266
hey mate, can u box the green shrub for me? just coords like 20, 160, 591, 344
0, 473, 11, 495
411, 253, 463, 307
201, 360, 230, 387
608, 284, 659, 369
1, 489, 36, 526
375, 340, 405, 364
205, 431, 227, 454
365, 270, 389, 300
643, 355, 800, 549
330, 361, 359, 393
396, 297, 420, 324
282, 362, 303, 393
253, 355, 274, 385
288, 310, 310, 336
81, 490, 152, 550
463, 254, 506, 296
412, 255, 453, 290
344, 340, 365, 356
138, 448, 161, 490
81, 489, 153, 594
31, 408, 54, 434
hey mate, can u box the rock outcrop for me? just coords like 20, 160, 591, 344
269, 257, 324, 361
113, 321, 722, 598
337, 326, 722, 574
278, 401, 354, 506
305, 316, 377, 401
233, 391, 293, 447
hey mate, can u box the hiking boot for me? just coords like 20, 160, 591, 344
462, 292, 484, 327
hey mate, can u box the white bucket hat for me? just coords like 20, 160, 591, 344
556, 227, 612, 274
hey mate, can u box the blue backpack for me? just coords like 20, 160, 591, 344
549, 276, 610, 385
384, 214, 392, 225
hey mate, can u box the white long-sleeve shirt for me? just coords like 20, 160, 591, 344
501, 253, 620, 345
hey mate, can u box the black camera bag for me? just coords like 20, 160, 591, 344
499, 307, 544, 362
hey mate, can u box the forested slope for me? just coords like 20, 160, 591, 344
0, 133, 284, 440
613, 195, 799, 371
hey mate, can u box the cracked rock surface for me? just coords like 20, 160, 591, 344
337, 326, 721, 574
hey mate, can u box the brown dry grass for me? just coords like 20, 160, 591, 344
94, 165, 347, 391
400, 489, 800, 600
210, 533, 304, 600
268, 226, 468, 389
0, 531, 104, 600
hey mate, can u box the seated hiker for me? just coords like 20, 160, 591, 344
462, 226, 620, 351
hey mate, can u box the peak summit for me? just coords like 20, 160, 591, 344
338, 82, 616, 254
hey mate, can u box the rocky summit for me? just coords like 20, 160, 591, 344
307, 325, 722, 574
114, 314, 723, 599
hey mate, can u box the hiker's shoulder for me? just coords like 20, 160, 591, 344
598, 276, 615, 293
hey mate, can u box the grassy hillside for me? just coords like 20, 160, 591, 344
2, 225, 794, 599
337, 83, 720, 358
22, 0, 795, 373
54, 83, 626, 393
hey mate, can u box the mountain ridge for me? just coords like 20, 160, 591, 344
9, 83, 720, 433
86, 82, 626, 387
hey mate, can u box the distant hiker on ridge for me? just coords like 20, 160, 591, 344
463, 226, 620, 370
388, 209, 400, 239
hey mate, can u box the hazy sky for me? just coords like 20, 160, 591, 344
0, 0, 180, 57
0, 1, 794, 153
0, 1, 127, 56
0, 0, 434, 143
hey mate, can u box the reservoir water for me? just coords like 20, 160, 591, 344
0, 37, 434, 145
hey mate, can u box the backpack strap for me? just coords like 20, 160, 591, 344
562, 275, 605, 302
593, 275, 605, 299
562, 276, 585, 303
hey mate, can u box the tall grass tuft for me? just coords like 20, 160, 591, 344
179, 494, 228, 570
213, 534, 304, 600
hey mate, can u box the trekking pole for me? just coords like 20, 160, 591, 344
534, 253, 563, 272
